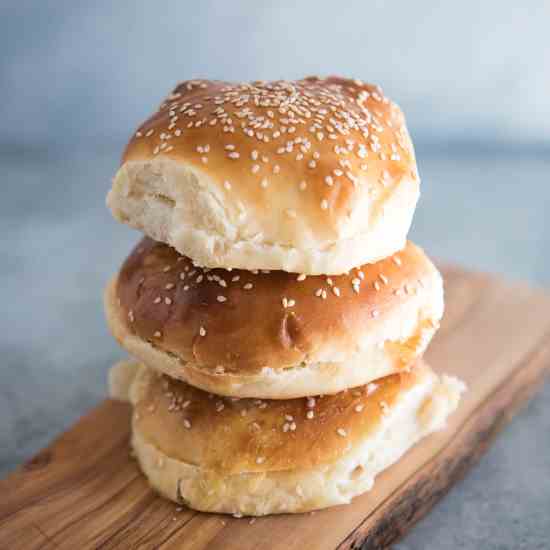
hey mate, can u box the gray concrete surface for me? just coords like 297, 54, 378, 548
1, 148, 549, 549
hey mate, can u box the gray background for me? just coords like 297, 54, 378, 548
1, 2, 549, 549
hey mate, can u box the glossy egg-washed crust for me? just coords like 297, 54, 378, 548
121, 77, 417, 241
131, 362, 430, 474
109, 76, 419, 278
113, 238, 442, 372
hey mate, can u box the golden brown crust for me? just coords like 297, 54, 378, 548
108, 77, 419, 274
122, 77, 417, 240
131, 362, 429, 474
113, 238, 442, 372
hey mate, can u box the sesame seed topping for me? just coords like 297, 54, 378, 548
183, 419, 191, 429
256, 456, 265, 464
199, 326, 206, 337
297, 274, 307, 281
164, 297, 172, 305
355, 404, 364, 412
217, 295, 227, 303
243, 283, 253, 290
337, 428, 347, 437
165, 283, 175, 290
154, 331, 161, 338
306, 410, 315, 419
320, 199, 329, 210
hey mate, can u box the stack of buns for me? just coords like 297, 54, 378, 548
105, 76, 465, 516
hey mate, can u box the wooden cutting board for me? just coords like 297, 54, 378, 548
2, 266, 550, 550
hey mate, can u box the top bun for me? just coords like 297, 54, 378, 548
108, 76, 419, 274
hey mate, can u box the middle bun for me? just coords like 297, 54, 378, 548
105, 238, 443, 399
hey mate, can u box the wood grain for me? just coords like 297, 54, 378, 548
1, 266, 550, 550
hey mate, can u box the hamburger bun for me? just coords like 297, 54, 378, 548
105, 238, 443, 399
110, 360, 464, 516
107, 77, 419, 275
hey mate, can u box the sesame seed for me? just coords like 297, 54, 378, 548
154, 331, 161, 338
355, 404, 364, 412
183, 419, 191, 429
332, 287, 341, 297
251, 164, 260, 174
299, 180, 307, 190
297, 274, 307, 281
393, 256, 402, 266
320, 199, 328, 210
145, 129, 154, 137
164, 297, 172, 305
306, 410, 315, 419
224, 180, 232, 190
379, 274, 389, 285
199, 326, 206, 337
371, 309, 380, 318
228, 152, 240, 159
256, 456, 265, 464
367, 382, 378, 395
260, 178, 269, 188
337, 428, 347, 437
165, 283, 174, 290
217, 295, 227, 303
243, 283, 253, 290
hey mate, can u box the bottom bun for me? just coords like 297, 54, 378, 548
110, 360, 465, 516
